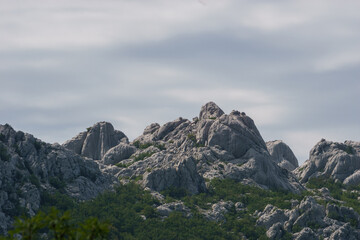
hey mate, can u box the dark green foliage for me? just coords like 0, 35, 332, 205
49, 176, 66, 190
130, 175, 143, 181
0, 144, 10, 161
307, 177, 360, 217
115, 162, 131, 168
133, 152, 155, 161
29, 174, 40, 188
208, 117, 217, 120
33, 141, 42, 153
133, 141, 166, 151
187, 134, 205, 148
0, 134, 6, 142
40, 191, 76, 212
0, 208, 109, 240
344, 145, 355, 155
161, 187, 189, 199
86, 127, 92, 132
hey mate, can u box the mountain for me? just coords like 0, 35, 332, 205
0, 124, 115, 234
1, 102, 360, 239
294, 139, 360, 186
64, 102, 303, 194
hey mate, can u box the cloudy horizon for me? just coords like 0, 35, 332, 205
1, 0, 360, 164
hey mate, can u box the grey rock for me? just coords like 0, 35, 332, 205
293, 227, 318, 240
295, 140, 360, 185
199, 101, 224, 120
203, 200, 234, 222
0, 124, 116, 233
329, 223, 360, 240
266, 222, 288, 240
266, 140, 299, 171
102, 143, 136, 165
206, 111, 267, 158
293, 196, 326, 229
63, 121, 128, 160
156, 201, 192, 217
256, 204, 288, 229
156, 118, 188, 140
142, 155, 206, 194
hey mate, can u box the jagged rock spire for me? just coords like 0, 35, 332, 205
199, 102, 225, 120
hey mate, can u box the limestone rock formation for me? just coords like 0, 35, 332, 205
294, 139, 360, 185
156, 201, 192, 218
203, 200, 234, 222
63, 121, 128, 160
266, 140, 299, 171
102, 143, 136, 165
115, 101, 303, 194
0, 124, 116, 234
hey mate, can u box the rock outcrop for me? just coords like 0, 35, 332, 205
294, 139, 360, 185
114, 102, 303, 194
256, 196, 360, 239
266, 140, 299, 171
0, 124, 116, 234
63, 121, 128, 160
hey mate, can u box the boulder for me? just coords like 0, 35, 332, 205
266, 140, 299, 171
102, 143, 136, 165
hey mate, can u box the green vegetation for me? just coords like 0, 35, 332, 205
0, 208, 109, 240
133, 141, 166, 151
115, 162, 132, 168
133, 152, 155, 161
306, 177, 360, 221
187, 134, 205, 148
0, 134, 5, 142
49, 177, 66, 191
4, 179, 334, 239
344, 145, 355, 155
29, 174, 41, 188
0, 144, 10, 161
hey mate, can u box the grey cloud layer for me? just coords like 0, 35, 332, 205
1, 0, 360, 163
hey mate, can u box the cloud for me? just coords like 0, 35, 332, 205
1, 0, 360, 166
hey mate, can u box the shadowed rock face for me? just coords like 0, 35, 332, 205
267, 140, 299, 171
294, 139, 360, 185
0, 124, 115, 234
63, 121, 128, 160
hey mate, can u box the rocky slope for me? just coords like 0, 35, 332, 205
2, 101, 360, 239
295, 139, 360, 185
0, 124, 116, 234
63, 102, 303, 194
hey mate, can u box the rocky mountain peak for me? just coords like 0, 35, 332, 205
295, 139, 360, 185
199, 101, 225, 120
63, 121, 128, 160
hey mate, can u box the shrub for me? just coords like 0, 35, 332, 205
0, 144, 10, 161
133, 152, 155, 161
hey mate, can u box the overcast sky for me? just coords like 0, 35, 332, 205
1, 0, 360, 164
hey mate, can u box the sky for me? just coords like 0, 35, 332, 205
1, 0, 360, 164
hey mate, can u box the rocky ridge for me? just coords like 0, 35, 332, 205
63, 102, 303, 194
1, 101, 360, 239
0, 124, 116, 234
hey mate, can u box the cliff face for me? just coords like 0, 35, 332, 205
0, 124, 116, 234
